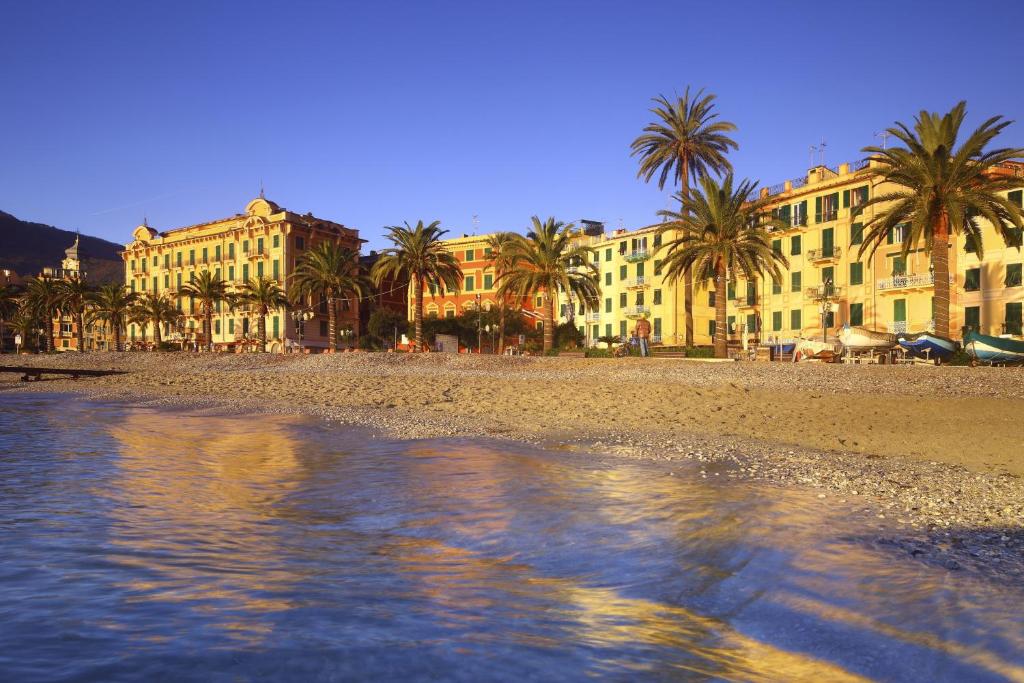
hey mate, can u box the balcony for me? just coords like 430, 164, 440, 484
876, 273, 953, 291
807, 246, 841, 262
804, 284, 844, 299
623, 250, 650, 263
247, 249, 268, 260
815, 210, 838, 222
887, 320, 934, 334
651, 335, 662, 344
624, 305, 650, 318
625, 276, 650, 289
584, 312, 601, 323
731, 294, 760, 308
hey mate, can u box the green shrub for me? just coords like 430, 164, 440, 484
584, 348, 613, 358
947, 348, 972, 366
684, 346, 715, 358
544, 348, 560, 357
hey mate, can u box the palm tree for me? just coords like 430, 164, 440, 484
238, 276, 289, 352
131, 292, 181, 347
657, 175, 787, 359
292, 241, 365, 352
23, 276, 62, 352
485, 231, 519, 354
0, 284, 19, 352
631, 88, 738, 347
497, 217, 601, 354
90, 283, 138, 351
179, 270, 230, 352
596, 334, 619, 348
56, 276, 94, 352
371, 221, 462, 351
10, 305, 39, 353
857, 101, 1024, 338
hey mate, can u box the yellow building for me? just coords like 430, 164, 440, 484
555, 159, 1024, 349
121, 196, 362, 351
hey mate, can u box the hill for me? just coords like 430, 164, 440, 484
0, 210, 124, 283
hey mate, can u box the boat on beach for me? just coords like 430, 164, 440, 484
837, 325, 897, 354
963, 330, 1024, 366
896, 332, 957, 365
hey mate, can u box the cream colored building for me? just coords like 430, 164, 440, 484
121, 196, 362, 351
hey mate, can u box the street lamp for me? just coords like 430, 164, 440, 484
476, 293, 482, 354
485, 324, 496, 354
291, 308, 314, 352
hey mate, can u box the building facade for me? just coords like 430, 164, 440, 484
121, 197, 362, 351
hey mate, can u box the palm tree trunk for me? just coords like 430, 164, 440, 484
206, 309, 214, 352
258, 311, 267, 352
76, 313, 85, 352
542, 294, 554, 353
114, 324, 122, 352
498, 303, 506, 355
680, 158, 694, 348
153, 317, 162, 346
933, 211, 951, 338
327, 292, 337, 352
714, 266, 728, 359
414, 279, 424, 351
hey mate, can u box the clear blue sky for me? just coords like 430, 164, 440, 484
2, 1, 1023, 252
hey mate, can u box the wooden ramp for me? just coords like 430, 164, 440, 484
0, 366, 127, 382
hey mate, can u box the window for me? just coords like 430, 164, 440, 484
635, 291, 645, 306
772, 277, 782, 295
849, 303, 863, 326
243, 240, 250, 254
1009, 190, 1023, 208
654, 260, 662, 276
228, 243, 235, 259
465, 249, 474, 262
604, 298, 612, 313
257, 261, 264, 278
591, 324, 599, 339
228, 266, 234, 281
242, 264, 249, 281
850, 262, 863, 286
815, 193, 839, 222
176, 273, 182, 288
653, 289, 662, 305
746, 313, 757, 334
619, 320, 627, 338
891, 256, 907, 276
164, 254, 170, 268
887, 224, 909, 245
772, 239, 782, 256
778, 204, 791, 227
560, 303, 568, 319
214, 320, 221, 335
164, 274, 169, 289
605, 272, 611, 286
822, 266, 834, 285
465, 276, 475, 292
653, 318, 661, 336
851, 223, 863, 246
1006, 264, 1022, 287
652, 233, 662, 248
273, 316, 279, 338
708, 291, 716, 307
772, 311, 782, 331
1006, 303, 1022, 335
535, 295, 543, 307
446, 308, 456, 319
605, 248, 612, 262
273, 260, 280, 279
257, 238, 264, 254
893, 299, 907, 323
727, 315, 735, 333
791, 271, 802, 292
176, 252, 183, 267
619, 265, 627, 281
964, 306, 980, 333
791, 309, 802, 330
605, 323, 612, 338
792, 200, 808, 227
791, 235, 802, 256
152, 276, 158, 291
964, 267, 981, 291
1009, 228, 1024, 249
636, 262, 645, 277
619, 292, 627, 308
484, 274, 493, 289
189, 249, 195, 265
130, 280, 136, 292
821, 228, 834, 255
844, 185, 868, 210
202, 247, 208, 264
708, 319, 716, 338
727, 282, 735, 300
320, 320, 329, 336
296, 236, 305, 250
214, 245, 221, 261
273, 235, 280, 248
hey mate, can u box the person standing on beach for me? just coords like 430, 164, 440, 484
635, 316, 652, 357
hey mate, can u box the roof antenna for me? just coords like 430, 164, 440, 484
143, 215, 148, 227
259, 179, 265, 198
874, 130, 891, 149
472, 214, 479, 235
819, 138, 827, 166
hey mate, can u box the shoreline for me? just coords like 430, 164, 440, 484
3, 352, 1022, 582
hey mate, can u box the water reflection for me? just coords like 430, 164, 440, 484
0, 395, 1021, 682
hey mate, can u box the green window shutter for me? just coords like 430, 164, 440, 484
708, 319, 716, 337
964, 306, 980, 332
791, 235, 801, 255
780, 204, 791, 226
465, 249, 474, 261
822, 228, 834, 253
727, 315, 735, 332
257, 261, 264, 277
772, 277, 782, 295
653, 289, 662, 305
814, 196, 822, 223
831, 193, 839, 216
484, 274, 493, 289
653, 318, 661, 335
791, 309, 801, 330
605, 248, 612, 262
605, 298, 611, 313
605, 323, 612, 337
654, 259, 662, 276
850, 262, 863, 285
605, 272, 611, 286
893, 299, 907, 322
822, 266, 834, 284
842, 189, 850, 208
708, 291, 716, 307
228, 318, 234, 334
257, 238, 264, 253
273, 316, 279, 338
851, 223, 863, 245
850, 303, 863, 326
772, 311, 782, 331
228, 244, 235, 259
1006, 264, 1022, 287
273, 260, 279, 279
619, 265, 626, 280
619, 292, 627, 308
887, 228, 894, 245
636, 262, 645, 277
772, 239, 782, 255
892, 256, 906, 276
465, 276, 474, 291
592, 324, 599, 339
727, 282, 735, 300
791, 272, 801, 292
619, 320, 626, 338
242, 264, 249, 281
800, 200, 808, 225
965, 268, 980, 291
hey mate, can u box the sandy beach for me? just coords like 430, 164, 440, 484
4, 352, 1023, 580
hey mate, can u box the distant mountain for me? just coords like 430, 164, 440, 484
0, 210, 124, 283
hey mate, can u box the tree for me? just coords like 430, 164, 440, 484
23, 276, 62, 352
56, 276, 94, 352
857, 101, 1024, 338
292, 241, 365, 352
371, 221, 462, 351
90, 283, 138, 352
238, 276, 289, 352
10, 305, 40, 352
367, 307, 407, 349
657, 175, 787, 358
131, 292, 180, 347
0, 284, 19, 352
631, 88, 738, 347
485, 231, 519, 354
497, 217, 601, 354
179, 270, 230, 352
596, 334, 620, 348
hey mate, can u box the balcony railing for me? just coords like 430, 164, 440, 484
876, 273, 953, 291
585, 312, 601, 323
731, 294, 759, 307
625, 276, 650, 289
651, 335, 662, 344
804, 284, 843, 299
623, 250, 650, 263
807, 246, 841, 261
624, 305, 650, 318
1004, 321, 1024, 336
852, 158, 871, 172
247, 249, 267, 259
814, 210, 838, 222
